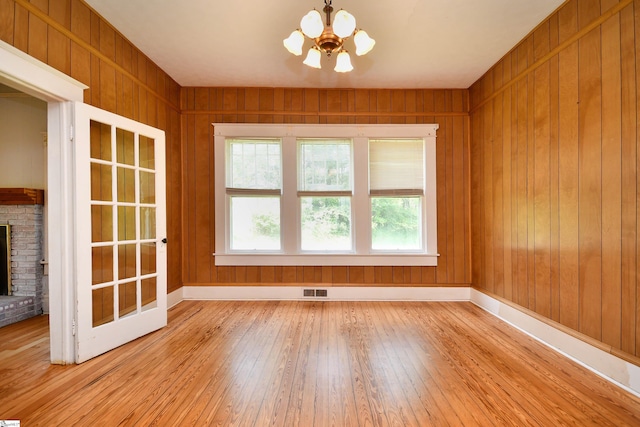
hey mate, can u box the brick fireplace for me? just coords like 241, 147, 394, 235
0, 188, 45, 328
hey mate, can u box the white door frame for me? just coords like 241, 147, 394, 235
0, 40, 87, 364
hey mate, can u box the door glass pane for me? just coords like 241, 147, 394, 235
92, 246, 113, 284
91, 164, 112, 201
140, 207, 156, 239
118, 206, 136, 241
139, 135, 155, 170
90, 120, 111, 161
119, 281, 137, 318
230, 196, 280, 250
116, 128, 135, 166
117, 167, 135, 203
118, 244, 137, 280
140, 171, 155, 204
300, 197, 352, 251
91, 206, 113, 243
141, 243, 156, 275
371, 197, 422, 250
141, 277, 157, 312
92, 286, 114, 327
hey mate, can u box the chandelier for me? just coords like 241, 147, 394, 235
283, 0, 375, 73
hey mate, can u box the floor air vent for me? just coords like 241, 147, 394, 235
303, 289, 328, 297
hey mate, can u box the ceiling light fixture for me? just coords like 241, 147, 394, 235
283, 0, 375, 73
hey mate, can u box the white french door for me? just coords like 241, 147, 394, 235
74, 102, 167, 363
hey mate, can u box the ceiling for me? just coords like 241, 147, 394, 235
84, 0, 564, 89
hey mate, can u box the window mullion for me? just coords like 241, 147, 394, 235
281, 136, 297, 254
353, 137, 370, 255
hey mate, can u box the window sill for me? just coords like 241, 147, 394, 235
213, 253, 439, 266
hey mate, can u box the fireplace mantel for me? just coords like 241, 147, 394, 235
0, 188, 44, 205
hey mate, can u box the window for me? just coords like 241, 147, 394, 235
214, 124, 438, 266
226, 138, 281, 251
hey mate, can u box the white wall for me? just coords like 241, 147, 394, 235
0, 93, 47, 188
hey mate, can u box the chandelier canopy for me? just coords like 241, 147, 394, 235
283, 0, 375, 73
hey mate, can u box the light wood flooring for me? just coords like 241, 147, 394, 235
1, 300, 639, 426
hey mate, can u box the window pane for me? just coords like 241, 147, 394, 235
230, 196, 280, 250
228, 139, 281, 189
371, 197, 422, 250
370, 139, 424, 192
301, 197, 351, 251
299, 139, 351, 191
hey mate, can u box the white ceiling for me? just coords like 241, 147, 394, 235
84, 0, 564, 89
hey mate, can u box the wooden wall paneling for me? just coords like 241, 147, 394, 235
13, 3, 28, 52
526, 38, 536, 312
194, 112, 212, 283
183, 111, 196, 283
635, 0, 640, 357
304, 89, 319, 124
28, 10, 47, 63
492, 91, 505, 297
483, 103, 494, 294
49, 0, 71, 30
259, 88, 274, 123
548, 19, 561, 323
509, 57, 519, 301
577, 1, 603, 340
47, 26, 70, 74
501, 74, 513, 300
556, 2, 581, 332
391, 89, 405, 124
445, 115, 456, 283
533, 25, 551, 318
470, 111, 484, 287
183, 88, 469, 286
89, 53, 100, 106
99, 59, 117, 113
619, 2, 637, 356
0, 0, 14, 44
516, 74, 529, 308
99, 19, 115, 63
435, 116, 449, 283
600, 2, 623, 349
452, 92, 467, 284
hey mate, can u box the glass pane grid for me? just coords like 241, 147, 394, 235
298, 139, 352, 192
228, 139, 282, 190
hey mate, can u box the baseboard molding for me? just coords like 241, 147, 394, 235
470, 289, 640, 398
168, 285, 639, 397
181, 285, 470, 301
167, 287, 183, 308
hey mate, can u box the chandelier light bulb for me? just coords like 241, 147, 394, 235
334, 50, 353, 73
283, 30, 305, 56
300, 10, 324, 38
354, 30, 376, 56
333, 10, 356, 38
303, 47, 322, 69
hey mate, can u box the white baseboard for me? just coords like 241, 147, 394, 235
168, 285, 640, 397
470, 289, 640, 398
167, 287, 183, 308
181, 285, 470, 301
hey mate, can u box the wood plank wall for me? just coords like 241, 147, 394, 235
0, 0, 183, 292
469, 0, 640, 359
181, 88, 471, 287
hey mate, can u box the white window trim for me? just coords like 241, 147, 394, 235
213, 124, 439, 266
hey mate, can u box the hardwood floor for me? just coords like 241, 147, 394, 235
1, 300, 639, 426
